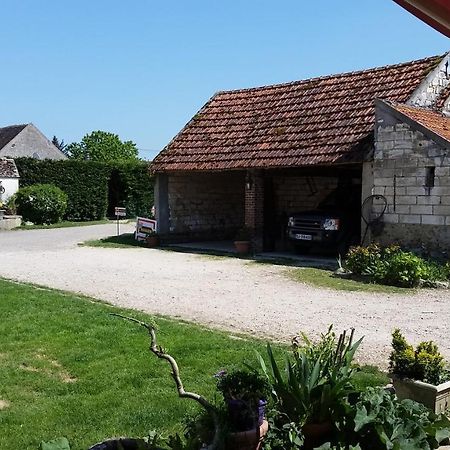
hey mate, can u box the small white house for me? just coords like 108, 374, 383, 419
0, 158, 19, 204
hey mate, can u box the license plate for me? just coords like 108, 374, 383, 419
295, 234, 312, 241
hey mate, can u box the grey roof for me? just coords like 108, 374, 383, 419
0, 158, 19, 178
0, 124, 27, 150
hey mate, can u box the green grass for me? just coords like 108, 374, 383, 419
80, 233, 147, 248
288, 268, 414, 294
0, 279, 269, 449
17, 219, 114, 230
0, 279, 388, 450
352, 365, 389, 391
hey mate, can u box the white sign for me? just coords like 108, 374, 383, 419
115, 207, 126, 217
135, 217, 157, 241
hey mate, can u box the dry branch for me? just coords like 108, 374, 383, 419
112, 313, 221, 449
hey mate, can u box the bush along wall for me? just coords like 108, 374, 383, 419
108, 162, 154, 218
15, 158, 154, 221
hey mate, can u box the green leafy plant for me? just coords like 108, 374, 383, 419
389, 329, 449, 385
15, 184, 67, 224
216, 369, 269, 403
345, 244, 448, 288
327, 387, 450, 450
215, 368, 269, 431
258, 327, 362, 449
40, 437, 70, 450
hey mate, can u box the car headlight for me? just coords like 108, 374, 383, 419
288, 217, 295, 227
323, 218, 340, 230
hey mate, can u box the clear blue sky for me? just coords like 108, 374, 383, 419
1, 1, 448, 160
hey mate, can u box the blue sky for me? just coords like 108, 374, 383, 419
1, 1, 448, 160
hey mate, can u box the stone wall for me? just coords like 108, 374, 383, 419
272, 175, 339, 214
168, 171, 245, 239
372, 105, 450, 251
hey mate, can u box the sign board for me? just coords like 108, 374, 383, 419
115, 207, 126, 217
135, 217, 157, 241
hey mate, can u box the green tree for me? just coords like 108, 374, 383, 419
66, 130, 139, 162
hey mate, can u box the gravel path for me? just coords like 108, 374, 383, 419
1, 224, 449, 367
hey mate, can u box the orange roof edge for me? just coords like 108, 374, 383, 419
393, 0, 450, 38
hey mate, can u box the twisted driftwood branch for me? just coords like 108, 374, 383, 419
112, 314, 221, 449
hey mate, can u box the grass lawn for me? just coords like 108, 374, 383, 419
16, 219, 115, 230
80, 232, 148, 248
0, 279, 387, 449
288, 268, 413, 294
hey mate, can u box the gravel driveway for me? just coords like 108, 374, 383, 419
1, 224, 449, 367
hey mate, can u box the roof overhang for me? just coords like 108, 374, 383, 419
393, 0, 450, 38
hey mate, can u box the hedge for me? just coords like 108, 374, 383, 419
14, 158, 154, 221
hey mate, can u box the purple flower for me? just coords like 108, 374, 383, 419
213, 369, 227, 379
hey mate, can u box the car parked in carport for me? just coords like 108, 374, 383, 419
286, 183, 361, 254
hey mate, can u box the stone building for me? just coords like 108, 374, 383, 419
0, 123, 66, 160
152, 52, 450, 253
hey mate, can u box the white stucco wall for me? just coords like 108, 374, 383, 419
0, 177, 19, 203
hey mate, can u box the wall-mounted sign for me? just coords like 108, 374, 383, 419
135, 217, 157, 241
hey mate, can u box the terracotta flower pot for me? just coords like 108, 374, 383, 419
234, 240, 251, 254
226, 419, 269, 450
302, 421, 333, 450
146, 235, 159, 247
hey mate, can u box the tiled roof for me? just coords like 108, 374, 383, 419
0, 124, 27, 150
391, 102, 450, 143
152, 55, 444, 172
0, 158, 19, 178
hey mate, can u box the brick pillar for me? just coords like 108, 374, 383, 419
244, 170, 264, 253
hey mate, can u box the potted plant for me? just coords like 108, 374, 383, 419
215, 369, 269, 449
234, 227, 252, 254
389, 329, 450, 413
113, 315, 270, 450
259, 327, 362, 450
145, 231, 159, 247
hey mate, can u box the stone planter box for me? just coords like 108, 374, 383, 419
391, 375, 450, 414
0, 215, 21, 231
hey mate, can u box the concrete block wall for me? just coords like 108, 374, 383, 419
168, 171, 245, 239
408, 54, 450, 109
372, 111, 450, 251
272, 175, 338, 215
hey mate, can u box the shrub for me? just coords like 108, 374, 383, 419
15, 184, 67, 224
14, 158, 154, 221
345, 244, 448, 288
389, 329, 449, 385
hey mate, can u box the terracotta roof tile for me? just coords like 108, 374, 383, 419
0, 158, 19, 178
153, 55, 444, 172
391, 102, 450, 143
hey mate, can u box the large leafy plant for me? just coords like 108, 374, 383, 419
258, 327, 362, 450
319, 387, 450, 450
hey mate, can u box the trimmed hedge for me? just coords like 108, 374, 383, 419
14, 158, 153, 221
